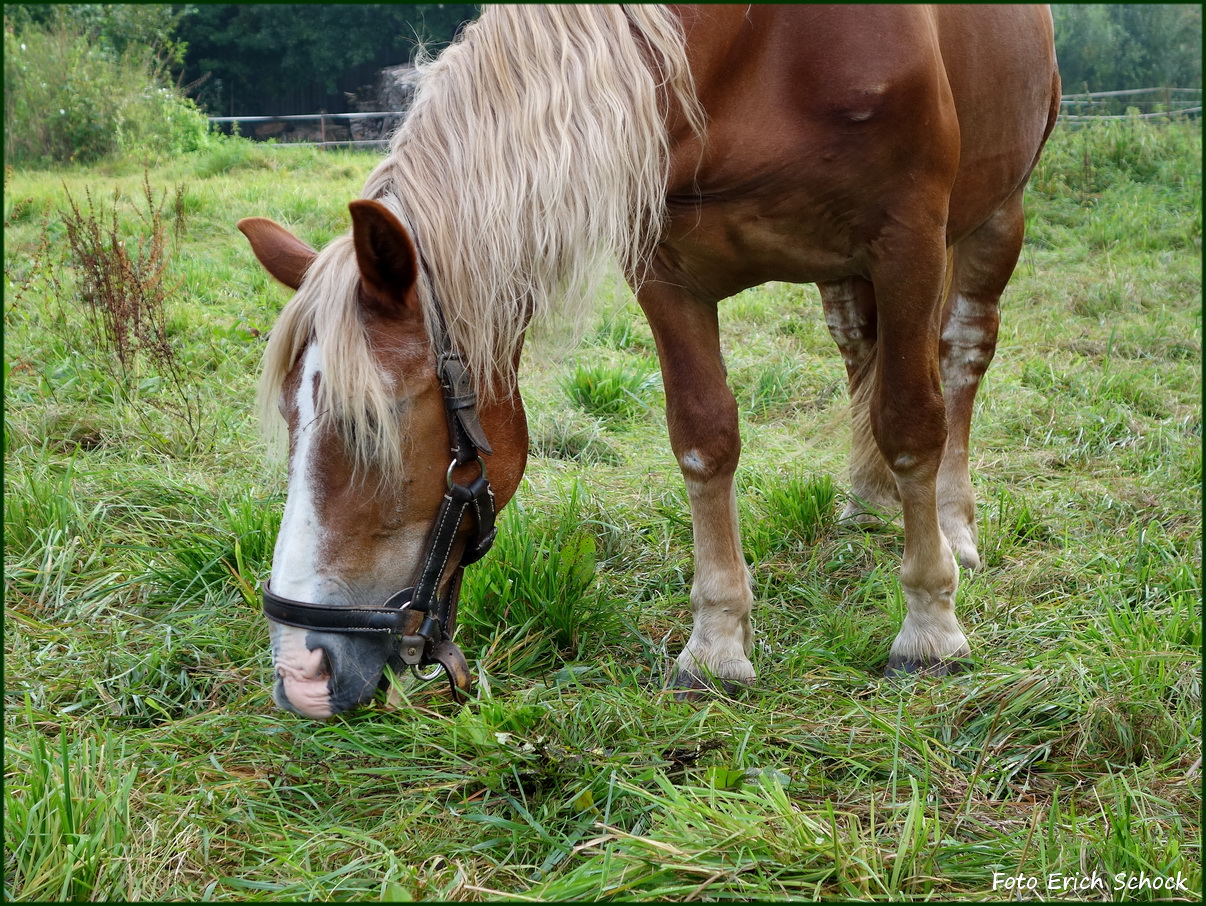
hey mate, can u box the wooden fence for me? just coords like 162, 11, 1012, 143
210, 87, 1203, 149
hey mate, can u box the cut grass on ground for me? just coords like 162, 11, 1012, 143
4, 120, 1200, 901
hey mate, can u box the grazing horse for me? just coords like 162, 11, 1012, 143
239, 5, 1060, 718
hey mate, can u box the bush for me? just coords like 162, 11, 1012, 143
4, 13, 211, 166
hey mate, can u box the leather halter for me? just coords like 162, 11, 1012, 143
262, 315, 497, 703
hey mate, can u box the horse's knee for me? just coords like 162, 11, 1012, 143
668, 396, 740, 483
870, 390, 947, 478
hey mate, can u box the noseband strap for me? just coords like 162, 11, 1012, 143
262, 317, 496, 703
262, 583, 428, 634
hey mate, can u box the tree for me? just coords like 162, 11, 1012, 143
1054, 5, 1202, 92
175, 4, 479, 115
5, 4, 189, 68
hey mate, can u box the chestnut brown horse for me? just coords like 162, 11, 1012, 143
239, 5, 1060, 717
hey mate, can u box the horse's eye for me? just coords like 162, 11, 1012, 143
341, 412, 380, 452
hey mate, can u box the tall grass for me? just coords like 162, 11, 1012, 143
459, 486, 625, 672
562, 360, 659, 422
3, 119, 1200, 900
5, 710, 139, 901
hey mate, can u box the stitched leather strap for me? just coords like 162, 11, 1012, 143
262, 583, 421, 633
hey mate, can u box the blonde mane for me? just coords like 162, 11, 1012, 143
259, 5, 703, 478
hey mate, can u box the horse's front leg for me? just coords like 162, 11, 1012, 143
638, 281, 755, 695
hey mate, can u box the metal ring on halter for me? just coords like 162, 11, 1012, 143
446, 455, 487, 489
411, 661, 445, 681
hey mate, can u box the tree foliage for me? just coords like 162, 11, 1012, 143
5, 4, 189, 67
175, 4, 479, 115
1054, 4, 1202, 92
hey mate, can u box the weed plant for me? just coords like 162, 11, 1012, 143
45, 176, 206, 451
3, 120, 1201, 900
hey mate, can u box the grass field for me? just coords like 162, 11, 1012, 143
4, 119, 1201, 901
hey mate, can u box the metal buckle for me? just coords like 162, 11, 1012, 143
446, 455, 487, 489
411, 662, 445, 681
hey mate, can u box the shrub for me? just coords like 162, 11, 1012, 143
4, 12, 210, 166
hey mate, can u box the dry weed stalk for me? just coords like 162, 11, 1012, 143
52, 173, 203, 449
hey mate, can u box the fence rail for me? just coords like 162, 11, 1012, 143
1060, 87, 1201, 99
1058, 86, 1202, 123
212, 87, 1203, 149
207, 111, 401, 148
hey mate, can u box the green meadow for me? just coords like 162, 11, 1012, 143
4, 119, 1200, 900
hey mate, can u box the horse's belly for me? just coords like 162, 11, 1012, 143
660, 193, 869, 299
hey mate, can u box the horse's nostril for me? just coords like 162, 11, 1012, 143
275, 645, 331, 684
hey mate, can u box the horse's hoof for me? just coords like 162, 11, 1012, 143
884, 653, 973, 680
944, 531, 982, 571
667, 667, 752, 701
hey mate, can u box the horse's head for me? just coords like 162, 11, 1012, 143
239, 200, 528, 717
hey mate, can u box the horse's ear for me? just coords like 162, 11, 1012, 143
237, 217, 317, 291
348, 199, 419, 314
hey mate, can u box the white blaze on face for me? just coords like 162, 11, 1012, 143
269, 343, 334, 717
273, 343, 326, 599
